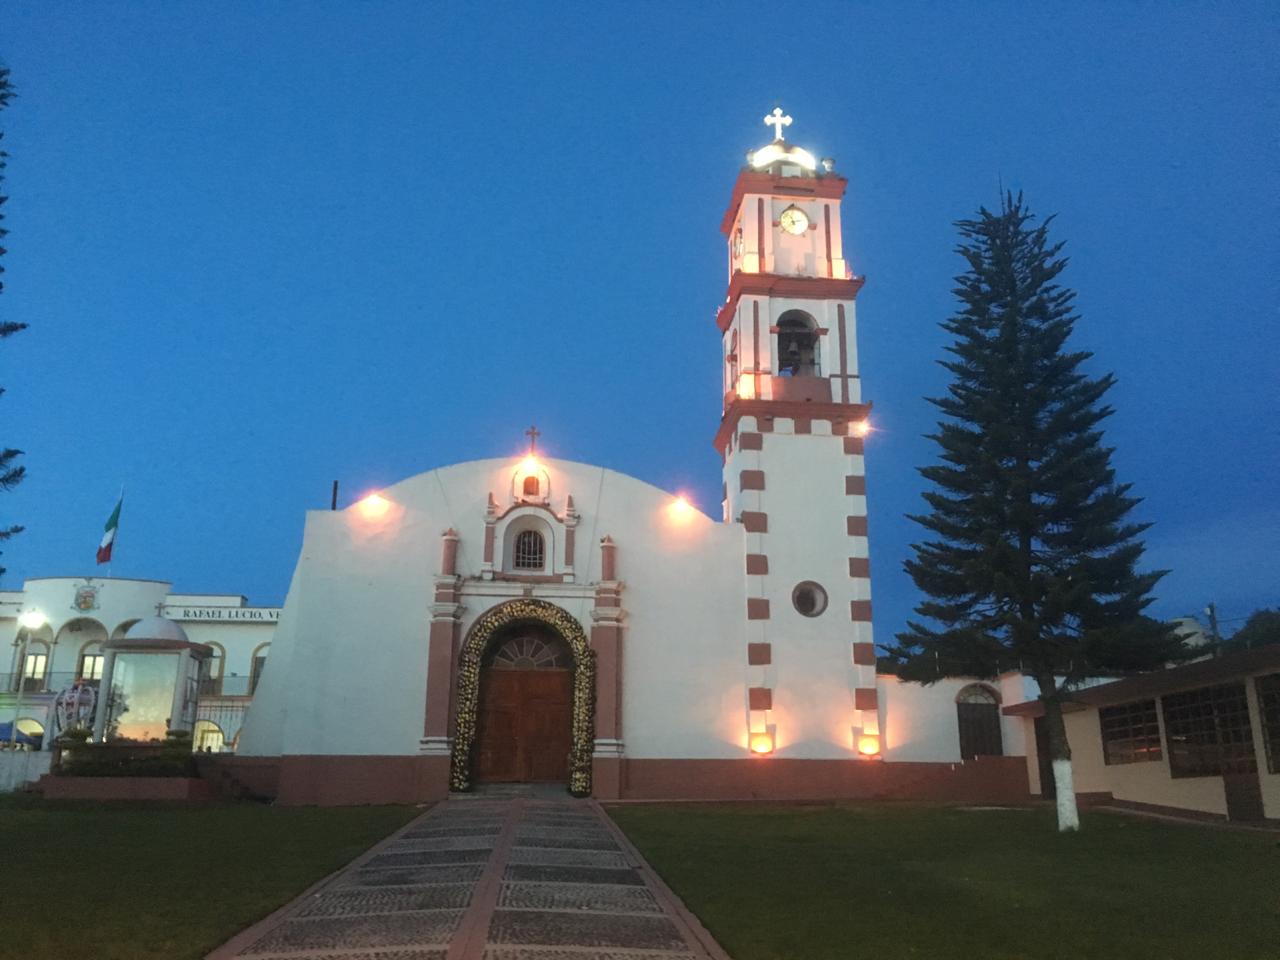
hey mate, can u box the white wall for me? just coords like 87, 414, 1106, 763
0, 750, 52, 793
238, 458, 757, 760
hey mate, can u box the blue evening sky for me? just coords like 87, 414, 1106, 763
2, 2, 1276, 641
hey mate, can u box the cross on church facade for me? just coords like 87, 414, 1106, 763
525, 425, 540, 453
764, 107, 792, 141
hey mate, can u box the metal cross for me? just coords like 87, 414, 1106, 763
764, 107, 792, 141
525, 425, 540, 453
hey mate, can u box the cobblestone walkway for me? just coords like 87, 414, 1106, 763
211, 797, 729, 960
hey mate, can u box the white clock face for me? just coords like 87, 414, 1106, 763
780, 206, 809, 235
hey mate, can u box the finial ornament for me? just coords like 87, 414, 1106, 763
525, 424, 541, 453
764, 107, 793, 141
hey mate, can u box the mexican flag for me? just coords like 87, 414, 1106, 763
96, 494, 123, 564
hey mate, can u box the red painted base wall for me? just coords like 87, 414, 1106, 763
196, 754, 1029, 806
619, 756, 1030, 803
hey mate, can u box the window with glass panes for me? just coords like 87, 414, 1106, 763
1256, 673, 1280, 775
79, 653, 105, 681
1098, 699, 1162, 764
1162, 683, 1256, 778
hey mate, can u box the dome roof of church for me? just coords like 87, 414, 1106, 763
121, 615, 190, 645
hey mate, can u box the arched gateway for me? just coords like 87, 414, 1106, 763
449, 598, 595, 796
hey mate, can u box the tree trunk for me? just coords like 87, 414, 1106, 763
1037, 680, 1080, 832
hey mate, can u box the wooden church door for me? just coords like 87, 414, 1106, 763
473, 628, 573, 783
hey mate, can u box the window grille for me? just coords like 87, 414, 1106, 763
1098, 699, 1162, 765
1162, 683, 1255, 778
513, 530, 545, 570
486, 632, 572, 670
1256, 673, 1280, 775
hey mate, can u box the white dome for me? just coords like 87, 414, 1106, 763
122, 616, 190, 645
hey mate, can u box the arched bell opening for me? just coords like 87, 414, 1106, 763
777, 310, 820, 377
450, 598, 595, 796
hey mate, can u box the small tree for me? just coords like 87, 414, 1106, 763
0, 66, 23, 579
1226, 609, 1280, 651
888, 194, 1185, 832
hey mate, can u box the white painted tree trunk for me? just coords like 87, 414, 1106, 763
1052, 757, 1080, 832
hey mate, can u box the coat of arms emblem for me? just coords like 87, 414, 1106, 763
72, 582, 99, 612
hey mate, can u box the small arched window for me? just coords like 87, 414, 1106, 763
522, 475, 540, 497
249, 643, 271, 696
777, 311, 819, 377
513, 530, 545, 570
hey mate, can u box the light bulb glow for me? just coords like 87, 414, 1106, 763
18, 610, 47, 630
357, 493, 391, 519
749, 732, 775, 755
750, 142, 816, 170
857, 734, 881, 757
667, 496, 695, 523
852, 420, 872, 438
519, 455, 539, 474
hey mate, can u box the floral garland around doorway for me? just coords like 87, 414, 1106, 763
449, 598, 596, 797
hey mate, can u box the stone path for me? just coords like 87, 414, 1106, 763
210, 796, 730, 960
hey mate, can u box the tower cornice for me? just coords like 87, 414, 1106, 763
721, 169, 848, 235
715, 273, 866, 333
713, 398, 872, 455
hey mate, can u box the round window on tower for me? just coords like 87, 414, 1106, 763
792, 581, 828, 618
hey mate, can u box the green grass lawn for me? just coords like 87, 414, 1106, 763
607, 802, 1280, 960
0, 794, 419, 960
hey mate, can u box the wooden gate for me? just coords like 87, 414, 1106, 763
473, 668, 572, 783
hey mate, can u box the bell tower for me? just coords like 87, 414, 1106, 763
715, 109, 880, 759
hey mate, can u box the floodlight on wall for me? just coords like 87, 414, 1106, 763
18, 610, 47, 630
749, 725, 776, 755
857, 733, 881, 758
357, 493, 392, 520
667, 496, 695, 524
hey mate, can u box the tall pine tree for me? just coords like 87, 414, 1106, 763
888, 194, 1184, 832
0, 66, 24, 579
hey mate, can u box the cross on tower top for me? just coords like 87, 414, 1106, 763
764, 107, 793, 141
525, 425, 540, 453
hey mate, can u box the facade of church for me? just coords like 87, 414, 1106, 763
229, 117, 1033, 804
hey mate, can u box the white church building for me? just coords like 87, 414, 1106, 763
222, 113, 1032, 804
7, 115, 1274, 820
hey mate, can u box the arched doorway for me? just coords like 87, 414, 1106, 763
956, 683, 1003, 760
450, 599, 595, 796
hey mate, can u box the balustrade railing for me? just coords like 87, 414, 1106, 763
0, 672, 88, 696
